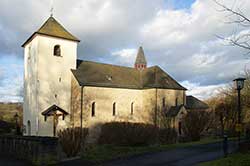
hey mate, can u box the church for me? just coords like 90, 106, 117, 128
22, 16, 208, 137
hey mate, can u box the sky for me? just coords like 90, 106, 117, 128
0, 0, 250, 102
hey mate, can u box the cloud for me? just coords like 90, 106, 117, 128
111, 48, 137, 65
0, 0, 250, 101
181, 80, 227, 100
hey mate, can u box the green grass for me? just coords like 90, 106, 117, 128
83, 137, 225, 162
200, 153, 250, 166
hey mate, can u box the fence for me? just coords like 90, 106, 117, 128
0, 135, 59, 165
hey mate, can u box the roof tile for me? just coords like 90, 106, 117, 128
72, 60, 186, 90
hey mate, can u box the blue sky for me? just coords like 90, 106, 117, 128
0, 0, 249, 102
164, 0, 195, 9
0, 54, 23, 102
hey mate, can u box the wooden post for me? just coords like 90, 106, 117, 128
53, 113, 59, 137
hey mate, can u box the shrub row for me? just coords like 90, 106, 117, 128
58, 122, 178, 156
98, 122, 177, 146
58, 127, 88, 157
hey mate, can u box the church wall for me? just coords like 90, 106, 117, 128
70, 86, 145, 142
80, 86, 144, 128
37, 35, 77, 136
71, 86, 186, 128
23, 37, 39, 136
70, 73, 82, 128
24, 35, 78, 136
156, 89, 186, 111
142, 89, 157, 124
142, 88, 186, 127
70, 84, 186, 141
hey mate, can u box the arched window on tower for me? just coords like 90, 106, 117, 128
175, 98, 178, 106
91, 102, 95, 117
131, 102, 134, 115
113, 102, 116, 116
53, 45, 61, 56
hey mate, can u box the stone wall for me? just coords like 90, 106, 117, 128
0, 135, 59, 165
70, 80, 186, 142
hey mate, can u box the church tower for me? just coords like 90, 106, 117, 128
134, 46, 147, 70
22, 16, 80, 136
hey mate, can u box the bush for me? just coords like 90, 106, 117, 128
0, 120, 14, 134
158, 128, 177, 144
98, 122, 158, 146
58, 127, 88, 157
183, 111, 211, 141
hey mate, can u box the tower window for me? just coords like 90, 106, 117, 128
131, 102, 134, 115
113, 102, 116, 116
175, 98, 178, 106
91, 102, 95, 117
54, 45, 61, 56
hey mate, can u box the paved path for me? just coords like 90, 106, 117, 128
101, 141, 238, 166
0, 141, 238, 166
0, 155, 30, 166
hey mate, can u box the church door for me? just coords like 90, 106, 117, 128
178, 122, 182, 135
27, 120, 31, 135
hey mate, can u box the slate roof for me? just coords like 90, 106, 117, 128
135, 46, 147, 65
22, 16, 80, 47
166, 105, 185, 117
185, 96, 209, 110
72, 60, 186, 90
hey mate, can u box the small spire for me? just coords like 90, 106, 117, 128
134, 46, 147, 70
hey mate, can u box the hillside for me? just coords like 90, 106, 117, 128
0, 102, 23, 124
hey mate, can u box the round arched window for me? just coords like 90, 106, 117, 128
54, 45, 61, 56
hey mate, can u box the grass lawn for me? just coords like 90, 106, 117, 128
200, 153, 250, 166
83, 137, 226, 162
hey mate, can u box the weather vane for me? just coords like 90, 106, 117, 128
50, 0, 54, 17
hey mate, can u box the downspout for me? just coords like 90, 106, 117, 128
183, 90, 186, 106
80, 86, 83, 130
154, 67, 158, 127
80, 86, 83, 148
155, 88, 158, 127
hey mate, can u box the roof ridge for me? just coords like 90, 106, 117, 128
77, 59, 137, 70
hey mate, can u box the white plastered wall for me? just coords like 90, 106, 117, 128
23, 34, 77, 136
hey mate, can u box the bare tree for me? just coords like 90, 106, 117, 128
182, 110, 211, 141
214, 0, 250, 52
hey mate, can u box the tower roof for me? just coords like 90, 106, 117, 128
135, 46, 147, 65
22, 16, 80, 47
